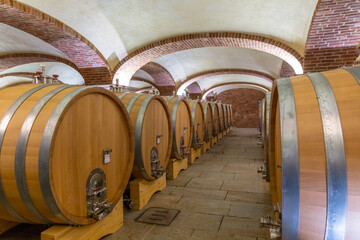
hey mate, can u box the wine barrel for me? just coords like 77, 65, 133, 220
201, 101, 214, 142
217, 103, 225, 132
210, 102, 220, 136
226, 104, 231, 129
224, 104, 229, 130
0, 84, 134, 225
117, 93, 172, 181
260, 99, 265, 144
263, 92, 271, 182
229, 105, 233, 126
163, 96, 192, 160
269, 66, 360, 240
188, 100, 205, 150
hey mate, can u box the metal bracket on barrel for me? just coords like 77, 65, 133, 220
180, 130, 190, 158
260, 215, 282, 239
86, 168, 113, 220
150, 147, 165, 178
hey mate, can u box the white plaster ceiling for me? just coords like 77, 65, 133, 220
0, 23, 68, 58
19, 0, 318, 62
196, 74, 272, 92
129, 80, 151, 89
131, 69, 156, 83
1, 62, 84, 85
0, 76, 32, 89
203, 84, 269, 99
154, 47, 283, 84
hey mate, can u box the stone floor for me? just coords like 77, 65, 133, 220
0, 128, 271, 240
104, 128, 271, 240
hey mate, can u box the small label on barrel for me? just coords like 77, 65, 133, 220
103, 148, 112, 164
104, 153, 111, 164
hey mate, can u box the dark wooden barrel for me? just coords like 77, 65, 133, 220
269, 66, 360, 240
0, 84, 134, 225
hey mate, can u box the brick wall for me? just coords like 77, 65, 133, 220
217, 88, 265, 128
157, 85, 176, 96
304, 0, 360, 72
78, 67, 112, 85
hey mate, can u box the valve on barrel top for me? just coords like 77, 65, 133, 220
150, 147, 165, 178
110, 79, 124, 93
180, 127, 190, 158
195, 123, 204, 148
86, 168, 113, 220
32, 64, 59, 84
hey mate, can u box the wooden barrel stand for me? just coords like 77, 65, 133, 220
167, 157, 188, 180
201, 141, 211, 154
129, 175, 166, 210
41, 198, 123, 240
189, 147, 202, 164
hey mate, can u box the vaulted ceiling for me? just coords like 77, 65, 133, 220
1, 0, 359, 96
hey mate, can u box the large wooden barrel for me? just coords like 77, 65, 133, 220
269, 66, 360, 240
201, 101, 213, 142
260, 98, 265, 144
217, 103, 225, 132
188, 100, 205, 150
263, 92, 271, 182
0, 84, 134, 225
118, 93, 172, 181
224, 104, 229, 129
163, 96, 192, 160
226, 104, 231, 129
210, 102, 220, 136
230, 105, 233, 124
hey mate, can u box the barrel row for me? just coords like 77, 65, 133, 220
259, 66, 360, 240
0, 84, 232, 226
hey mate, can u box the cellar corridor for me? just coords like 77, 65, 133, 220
0, 128, 271, 240
106, 128, 272, 240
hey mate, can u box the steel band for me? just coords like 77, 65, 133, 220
342, 66, 360, 85
133, 95, 155, 180
15, 85, 72, 224
277, 78, 300, 240
0, 84, 49, 223
307, 72, 347, 240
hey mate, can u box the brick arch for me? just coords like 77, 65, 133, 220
114, 32, 304, 85
202, 82, 270, 99
139, 62, 175, 86
0, 1, 111, 84
0, 53, 78, 72
176, 68, 274, 95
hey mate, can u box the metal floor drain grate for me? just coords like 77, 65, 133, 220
136, 207, 180, 226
